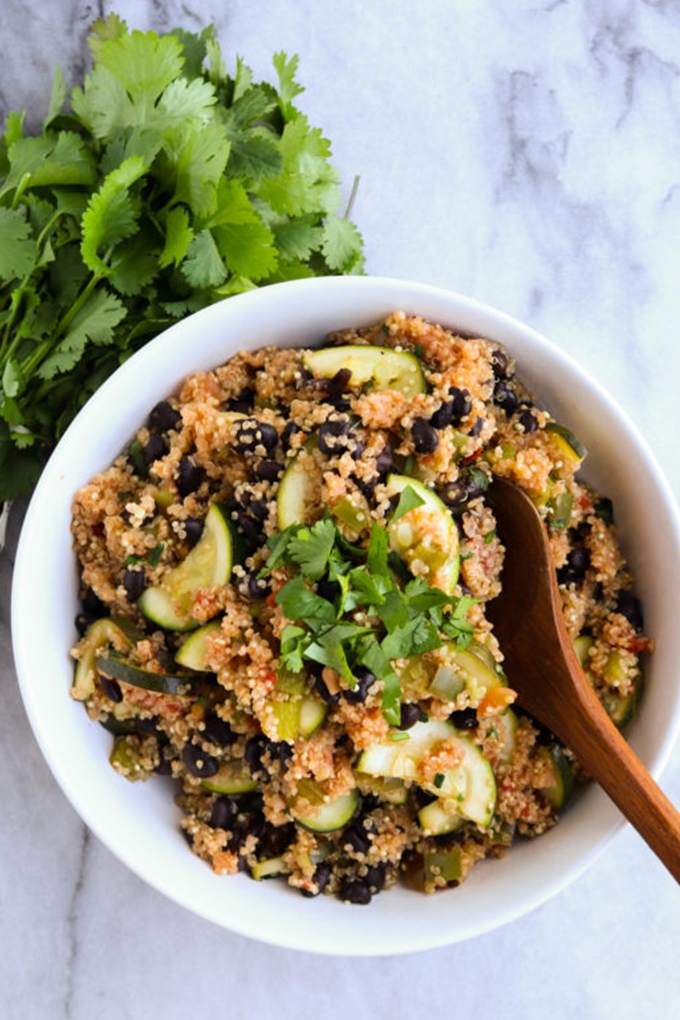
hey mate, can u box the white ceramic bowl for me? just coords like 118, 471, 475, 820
12, 276, 680, 955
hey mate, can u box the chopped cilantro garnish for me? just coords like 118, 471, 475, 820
266, 513, 478, 724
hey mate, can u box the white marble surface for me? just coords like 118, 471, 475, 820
2, 1, 680, 1016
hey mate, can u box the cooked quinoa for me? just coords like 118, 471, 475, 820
70, 312, 650, 903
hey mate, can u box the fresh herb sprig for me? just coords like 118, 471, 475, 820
265, 516, 476, 725
0, 14, 364, 501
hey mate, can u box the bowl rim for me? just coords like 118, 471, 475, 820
11, 275, 680, 955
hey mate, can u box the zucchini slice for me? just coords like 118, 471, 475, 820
251, 856, 290, 881
72, 616, 141, 701
417, 797, 464, 836
355, 718, 496, 827
431, 640, 504, 703
292, 788, 360, 833
539, 743, 574, 811
545, 421, 587, 465
386, 475, 460, 594
201, 762, 258, 795
96, 654, 197, 696
175, 620, 222, 671
277, 444, 320, 529
494, 708, 519, 765
138, 503, 236, 631
303, 345, 425, 400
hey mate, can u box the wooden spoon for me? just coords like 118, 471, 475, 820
485, 475, 680, 882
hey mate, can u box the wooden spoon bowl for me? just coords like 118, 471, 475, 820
486, 476, 680, 882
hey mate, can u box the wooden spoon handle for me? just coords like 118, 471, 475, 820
560, 671, 680, 883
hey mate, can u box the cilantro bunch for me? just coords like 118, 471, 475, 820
264, 516, 476, 726
0, 14, 364, 501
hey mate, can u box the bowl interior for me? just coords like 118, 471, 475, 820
11, 276, 680, 955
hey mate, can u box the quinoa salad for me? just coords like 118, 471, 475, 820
70, 312, 650, 904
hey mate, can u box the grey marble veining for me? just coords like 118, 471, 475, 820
2, 2, 680, 1018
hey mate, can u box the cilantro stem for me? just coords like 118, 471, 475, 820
10, 173, 31, 210
0, 208, 69, 359
19, 270, 103, 380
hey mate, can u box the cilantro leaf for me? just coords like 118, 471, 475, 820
158, 206, 194, 269
279, 624, 308, 673
181, 230, 227, 288
36, 289, 127, 379
391, 484, 426, 522
0, 207, 38, 282
322, 217, 365, 272
275, 575, 336, 626
80, 155, 148, 275
285, 518, 337, 580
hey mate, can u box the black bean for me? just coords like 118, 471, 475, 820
557, 544, 590, 585
414, 787, 436, 808
137, 716, 161, 734
430, 401, 454, 430
123, 567, 146, 602
375, 443, 394, 476
451, 707, 478, 730
316, 578, 341, 603
313, 674, 341, 704
339, 877, 372, 905
240, 807, 265, 840
343, 821, 371, 854
493, 380, 519, 416
449, 386, 473, 422
327, 367, 353, 397
202, 713, 236, 748
148, 400, 182, 432
517, 407, 538, 433
248, 498, 269, 522
429, 387, 473, 430
145, 432, 168, 463
225, 387, 255, 415
465, 469, 489, 501
254, 459, 283, 482
181, 743, 219, 778
491, 348, 511, 378
411, 417, 439, 454
237, 516, 264, 547
301, 862, 332, 898
234, 418, 278, 456
616, 592, 644, 630
244, 735, 269, 778
176, 456, 203, 497
318, 416, 351, 454
99, 673, 123, 703
468, 417, 484, 437
258, 821, 296, 858
365, 864, 386, 893
281, 421, 302, 448
266, 741, 294, 770
440, 479, 468, 511
398, 702, 421, 730
238, 573, 271, 600
343, 667, 377, 704
154, 755, 173, 776
325, 396, 352, 413
184, 518, 204, 547
82, 588, 106, 617
210, 795, 235, 830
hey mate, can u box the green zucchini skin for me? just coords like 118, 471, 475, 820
96, 653, 198, 696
